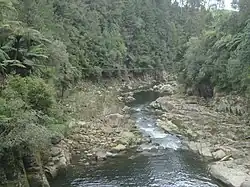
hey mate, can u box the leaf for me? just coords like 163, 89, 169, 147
0, 48, 9, 60
3, 59, 26, 68
9, 63, 26, 68
26, 53, 48, 59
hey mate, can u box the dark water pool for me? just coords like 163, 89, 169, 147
51, 91, 221, 187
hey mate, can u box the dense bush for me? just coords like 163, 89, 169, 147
1, 0, 250, 152
0, 76, 66, 149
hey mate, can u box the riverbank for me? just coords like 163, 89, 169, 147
150, 82, 250, 187
43, 76, 161, 184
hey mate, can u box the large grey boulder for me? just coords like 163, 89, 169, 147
209, 161, 250, 187
240, 180, 250, 187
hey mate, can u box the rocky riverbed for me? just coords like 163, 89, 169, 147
150, 82, 250, 187
45, 75, 250, 187
43, 79, 155, 183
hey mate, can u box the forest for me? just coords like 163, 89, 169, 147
0, 0, 249, 181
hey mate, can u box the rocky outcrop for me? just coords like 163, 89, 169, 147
44, 139, 71, 179
151, 92, 250, 187
65, 112, 143, 165
23, 149, 50, 187
209, 161, 250, 187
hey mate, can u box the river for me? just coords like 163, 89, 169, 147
51, 91, 222, 187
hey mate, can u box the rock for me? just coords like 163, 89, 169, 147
119, 131, 136, 145
125, 96, 135, 103
158, 84, 175, 95
51, 135, 62, 145
95, 151, 107, 161
105, 113, 124, 121
122, 106, 131, 113
209, 161, 250, 187
111, 144, 126, 153
157, 120, 179, 134
45, 165, 57, 179
86, 153, 93, 157
241, 180, 250, 187
152, 97, 175, 111
118, 96, 123, 102
84, 162, 90, 166
212, 149, 227, 160
57, 156, 67, 168
51, 147, 62, 157
187, 141, 213, 158
106, 152, 117, 157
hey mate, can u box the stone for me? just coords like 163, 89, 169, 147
87, 153, 93, 157
51, 135, 62, 145
154, 97, 175, 111
125, 96, 136, 103
51, 147, 62, 157
209, 162, 250, 187
187, 141, 213, 158
212, 149, 227, 160
112, 144, 126, 153
157, 120, 179, 134
95, 151, 107, 161
158, 84, 175, 95
122, 106, 131, 113
45, 165, 57, 179
105, 113, 124, 121
241, 180, 250, 187
119, 131, 136, 145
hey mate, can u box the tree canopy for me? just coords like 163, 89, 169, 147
0, 0, 249, 153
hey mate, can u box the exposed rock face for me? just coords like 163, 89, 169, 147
23, 150, 50, 187
151, 90, 250, 187
44, 139, 71, 180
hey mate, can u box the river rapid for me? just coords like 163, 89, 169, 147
51, 91, 222, 187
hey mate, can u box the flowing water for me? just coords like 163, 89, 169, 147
51, 91, 221, 187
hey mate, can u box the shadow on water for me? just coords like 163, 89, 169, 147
51, 90, 223, 187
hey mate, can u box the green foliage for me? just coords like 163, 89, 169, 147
1, 0, 250, 153
180, 4, 250, 96
0, 76, 66, 150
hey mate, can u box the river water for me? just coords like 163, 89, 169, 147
51, 91, 222, 187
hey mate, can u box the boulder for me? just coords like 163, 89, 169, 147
187, 141, 213, 158
157, 120, 179, 134
241, 180, 250, 187
122, 106, 131, 113
51, 147, 62, 157
209, 161, 250, 187
105, 113, 124, 121
158, 84, 175, 95
51, 135, 62, 145
125, 96, 136, 103
212, 149, 227, 160
111, 144, 126, 153
105, 113, 124, 125
119, 131, 136, 145
95, 151, 107, 161
152, 97, 175, 111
